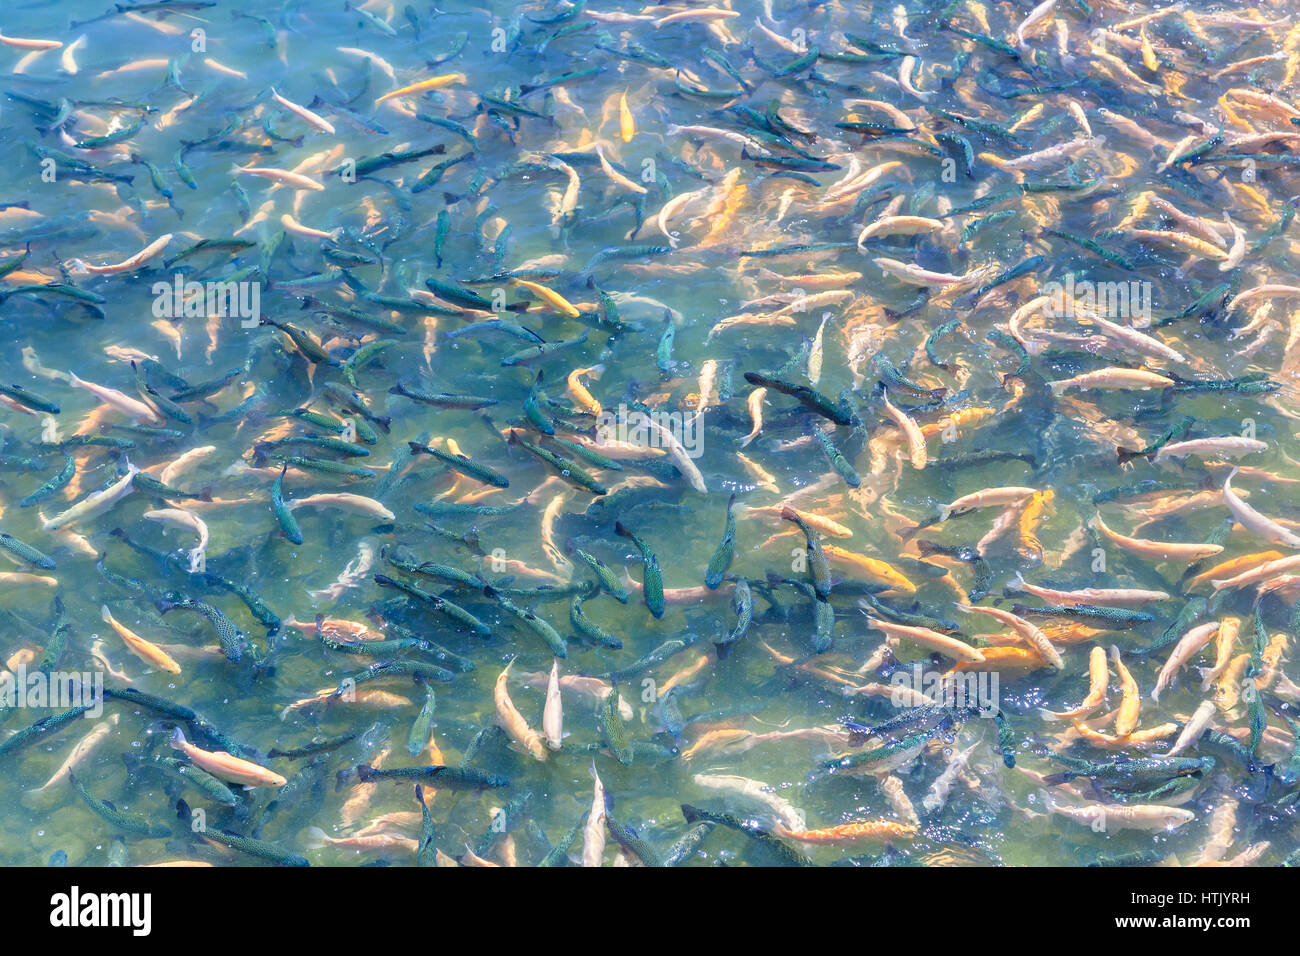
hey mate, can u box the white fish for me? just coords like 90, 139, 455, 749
25, 714, 120, 795
808, 314, 829, 385
41, 461, 138, 531
1153, 437, 1267, 463
583, 763, 606, 867
643, 415, 707, 493
235, 165, 325, 191
271, 88, 336, 134
69, 372, 163, 423
692, 772, 806, 831
543, 658, 563, 751
897, 56, 934, 100
1222, 468, 1300, 548
881, 388, 926, 469
1014, 0, 1057, 51
921, 739, 982, 814
1158, 700, 1217, 758
1152, 622, 1220, 702
143, 508, 209, 573
1041, 791, 1195, 831
65, 234, 172, 276
60, 34, 87, 74
287, 493, 395, 521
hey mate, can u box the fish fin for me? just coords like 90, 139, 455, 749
305, 826, 329, 850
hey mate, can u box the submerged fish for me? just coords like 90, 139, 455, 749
3, 0, 1296, 872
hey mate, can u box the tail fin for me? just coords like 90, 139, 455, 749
912, 539, 939, 557
1115, 445, 1150, 465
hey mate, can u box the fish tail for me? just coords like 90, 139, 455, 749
169, 726, 187, 750
304, 826, 329, 850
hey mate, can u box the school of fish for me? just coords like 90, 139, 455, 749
1, 0, 1300, 867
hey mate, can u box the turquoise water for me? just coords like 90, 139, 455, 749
0, 0, 1298, 867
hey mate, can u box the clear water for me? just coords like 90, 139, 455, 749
1, 0, 1298, 867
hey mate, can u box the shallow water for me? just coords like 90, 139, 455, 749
1, 0, 1299, 866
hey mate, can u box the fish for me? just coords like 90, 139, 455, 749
543, 659, 563, 751
494, 659, 547, 762
956, 603, 1063, 670
3, 0, 1296, 872
1221, 468, 1300, 548
1040, 791, 1195, 832
101, 606, 181, 674
615, 521, 664, 618
169, 728, 286, 788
